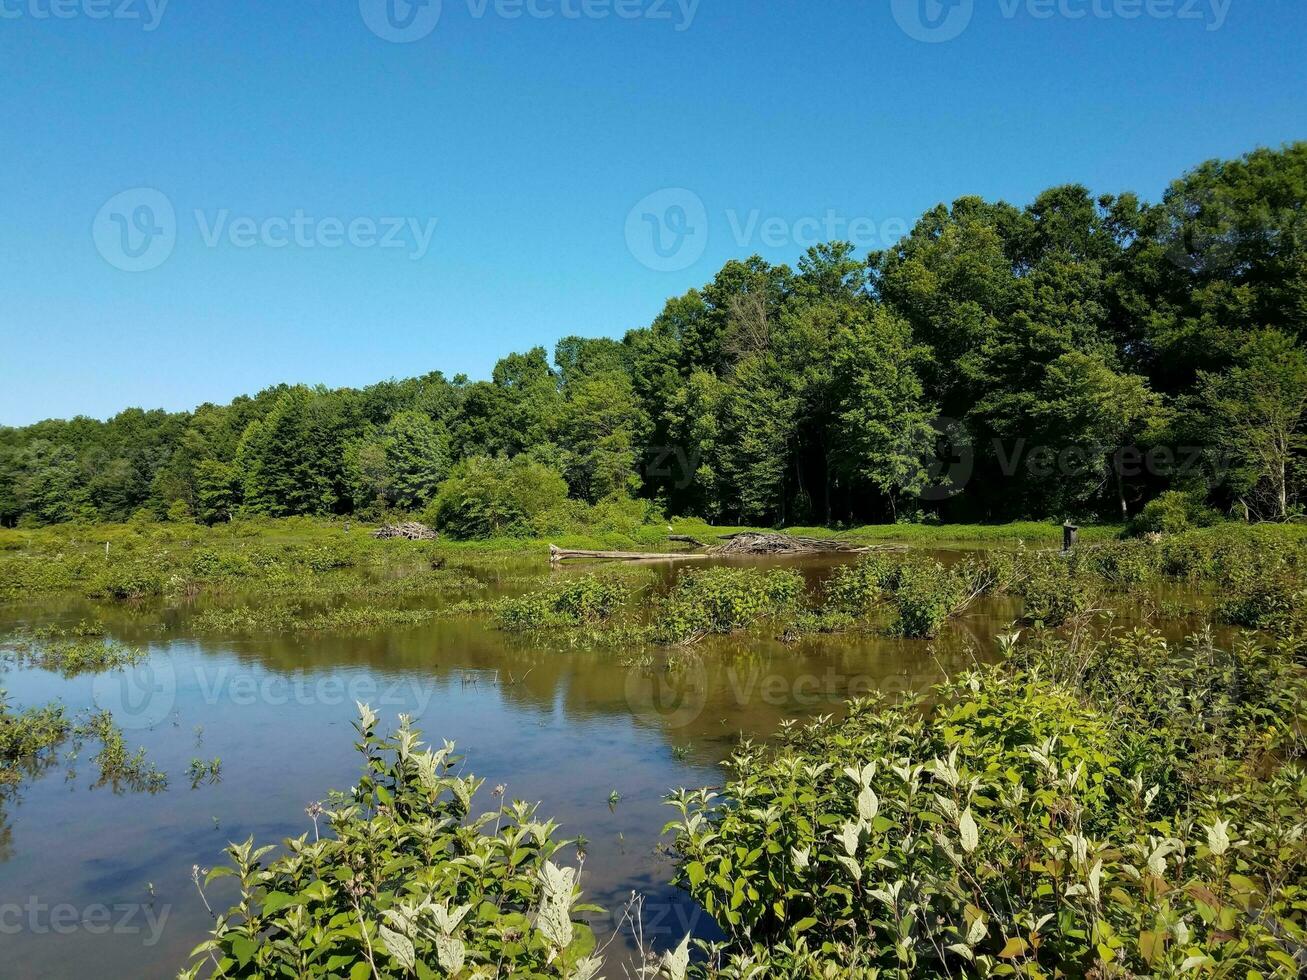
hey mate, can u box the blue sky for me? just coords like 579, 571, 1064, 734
1, 0, 1304, 425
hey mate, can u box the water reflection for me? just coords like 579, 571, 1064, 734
0, 552, 1205, 978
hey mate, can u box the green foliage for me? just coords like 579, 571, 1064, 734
667, 626, 1307, 978
1, 626, 144, 677
86, 559, 166, 601
184, 708, 603, 980
653, 567, 805, 645
4, 145, 1307, 529
1199, 329, 1307, 520
995, 551, 1105, 627
888, 557, 994, 638
1126, 489, 1222, 536
496, 575, 632, 632
824, 553, 995, 637
427, 456, 570, 540
75, 710, 168, 793
0, 692, 69, 785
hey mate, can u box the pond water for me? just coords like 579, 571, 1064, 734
0, 551, 1187, 978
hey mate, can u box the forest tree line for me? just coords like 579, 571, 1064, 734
3, 143, 1305, 532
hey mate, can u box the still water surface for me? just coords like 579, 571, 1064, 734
0, 552, 1088, 977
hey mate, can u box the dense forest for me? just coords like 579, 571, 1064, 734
3, 143, 1305, 532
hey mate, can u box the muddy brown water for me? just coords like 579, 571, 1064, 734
0, 551, 1206, 978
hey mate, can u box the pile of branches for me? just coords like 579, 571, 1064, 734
708, 532, 869, 556
371, 522, 438, 541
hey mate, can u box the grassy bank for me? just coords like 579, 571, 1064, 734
0, 516, 1126, 603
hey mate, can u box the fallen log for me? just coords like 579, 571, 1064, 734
708, 531, 870, 556
668, 534, 709, 548
549, 545, 714, 564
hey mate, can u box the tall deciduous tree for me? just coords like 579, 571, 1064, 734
830, 306, 937, 519
1200, 330, 1307, 520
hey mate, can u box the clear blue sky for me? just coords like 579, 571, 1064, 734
2, 0, 1304, 426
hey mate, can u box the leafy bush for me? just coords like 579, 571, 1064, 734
184, 707, 602, 979
653, 567, 806, 645
1126, 490, 1222, 537
823, 553, 905, 616
0, 692, 69, 785
1216, 567, 1306, 633
667, 626, 1307, 978
427, 456, 570, 540
888, 557, 994, 638
86, 559, 166, 601
996, 552, 1104, 627
496, 575, 632, 632
1077, 540, 1161, 587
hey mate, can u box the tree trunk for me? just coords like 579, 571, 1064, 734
1279, 459, 1288, 520
1114, 454, 1128, 521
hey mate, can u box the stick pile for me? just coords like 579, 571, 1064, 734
372, 522, 438, 541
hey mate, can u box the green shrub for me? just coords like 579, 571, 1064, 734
1000, 552, 1103, 626
1127, 490, 1222, 537
653, 567, 806, 644
183, 707, 602, 979
667, 628, 1307, 978
823, 553, 904, 616
496, 575, 632, 632
888, 557, 994, 638
0, 693, 69, 785
1078, 540, 1161, 587
86, 559, 165, 601
427, 456, 570, 540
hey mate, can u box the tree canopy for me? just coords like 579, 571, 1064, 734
3, 144, 1305, 530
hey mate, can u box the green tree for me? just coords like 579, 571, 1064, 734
557, 372, 648, 503
1033, 352, 1165, 519
428, 456, 569, 539
830, 306, 938, 519
1199, 330, 1307, 520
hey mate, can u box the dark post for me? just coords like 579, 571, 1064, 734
1062, 522, 1079, 554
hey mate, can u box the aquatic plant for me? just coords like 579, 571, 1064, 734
652, 567, 805, 645
183, 706, 603, 979
666, 626, 1307, 978
496, 574, 633, 632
